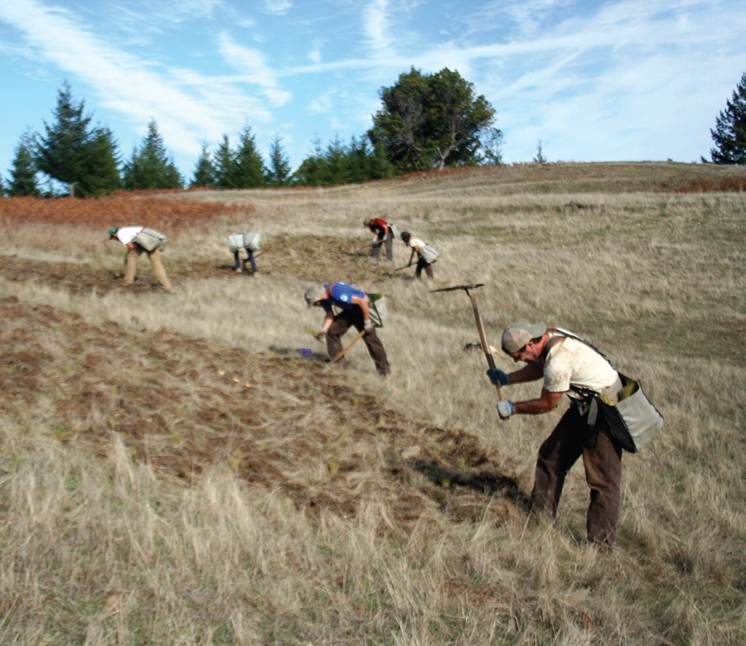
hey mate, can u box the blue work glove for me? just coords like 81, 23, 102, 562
486, 368, 509, 386
496, 400, 515, 420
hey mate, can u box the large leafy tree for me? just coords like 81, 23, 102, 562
369, 67, 498, 172
233, 126, 266, 188
708, 72, 746, 164
266, 135, 291, 186
480, 126, 504, 166
122, 120, 182, 189
7, 131, 40, 197
35, 82, 93, 195
190, 144, 216, 188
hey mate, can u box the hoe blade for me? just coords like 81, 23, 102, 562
429, 283, 485, 294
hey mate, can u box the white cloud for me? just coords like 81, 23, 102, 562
114, 0, 225, 39
307, 89, 338, 113
363, 0, 393, 53
218, 33, 291, 107
264, 0, 292, 15
0, 0, 270, 158
308, 41, 322, 64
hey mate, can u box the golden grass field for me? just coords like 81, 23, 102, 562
1, 162, 744, 644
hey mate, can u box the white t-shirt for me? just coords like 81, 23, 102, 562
115, 226, 143, 245
543, 335, 619, 399
407, 237, 427, 252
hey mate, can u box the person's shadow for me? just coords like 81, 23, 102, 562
409, 459, 531, 511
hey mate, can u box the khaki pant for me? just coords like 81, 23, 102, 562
124, 246, 172, 290
371, 236, 394, 262
531, 404, 622, 546
326, 308, 390, 376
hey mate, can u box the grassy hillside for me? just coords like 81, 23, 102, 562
1, 162, 744, 644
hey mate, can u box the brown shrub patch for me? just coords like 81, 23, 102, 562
0, 192, 254, 230
655, 176, 746, 193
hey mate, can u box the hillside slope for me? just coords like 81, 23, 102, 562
1, 162, 744, 644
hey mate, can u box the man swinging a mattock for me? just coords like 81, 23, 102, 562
486, 321, 625, 547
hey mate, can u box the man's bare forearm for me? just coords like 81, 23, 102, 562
507, 362, 543, 385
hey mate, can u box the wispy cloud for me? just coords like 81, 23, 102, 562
308, 40, 322, 64
112, 0, 225, 42
363, 0, 393, 53
307, 89, 338, 113
0, 0, 271, 157
264, 0, 292, 16
218, 33, 291, 107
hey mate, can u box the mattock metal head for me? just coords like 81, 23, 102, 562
429, 283, 485, 294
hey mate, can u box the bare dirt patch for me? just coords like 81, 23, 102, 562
0, 233, 412, 294
2, 296, 526, 528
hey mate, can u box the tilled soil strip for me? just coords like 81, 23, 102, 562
0, 235, 408, 295
2, 296, 527, 528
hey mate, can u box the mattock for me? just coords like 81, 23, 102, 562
430, 283, 502, 399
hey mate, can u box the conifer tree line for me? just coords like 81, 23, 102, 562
6, 68, 746, 198
3, 68, 509, 198
706, 72, 746, 165
0, 68, 502, 197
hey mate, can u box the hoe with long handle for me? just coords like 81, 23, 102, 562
330, 330, 367, 364
430, 283, 502, 399
306, 327, 368, 365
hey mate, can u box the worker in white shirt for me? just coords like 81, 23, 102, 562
108, 225, 172, 291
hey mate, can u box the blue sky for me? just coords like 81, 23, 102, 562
1, 0, 744, 181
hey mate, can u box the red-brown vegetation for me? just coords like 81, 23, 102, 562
654, 175, 746, 193
0, 191, 255, 230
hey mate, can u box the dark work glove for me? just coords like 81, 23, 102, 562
486, 368, 509, 386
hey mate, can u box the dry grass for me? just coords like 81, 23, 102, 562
1, 162, 745, 644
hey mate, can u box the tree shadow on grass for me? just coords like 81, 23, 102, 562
409, 459, 532, 512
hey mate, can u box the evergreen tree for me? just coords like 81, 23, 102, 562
190, 144, 216, 188
122, 120, 182, 189
321, 135, 348, 184
213, 135, 237, 188
78, 127, 120, 196
267, 135, 291, 186
35, 81, 93, 195
233, 126, 266, 188
708, 72, 746, 164
0, 175, 4, 196
293, 138, 325, 185
367, 140, 396, 180
7, 132, 40, 197
346, 136, 371, 184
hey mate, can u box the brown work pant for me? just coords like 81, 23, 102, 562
124, 246, 172, 290
531, 404, 622, 546
326, 309, 390, 376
